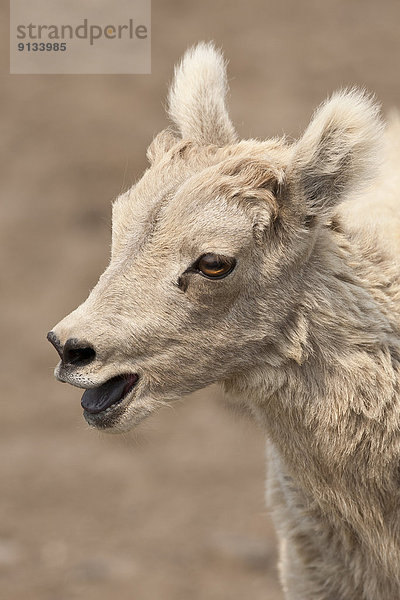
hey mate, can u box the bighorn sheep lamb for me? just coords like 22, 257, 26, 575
48, 43, 400, 599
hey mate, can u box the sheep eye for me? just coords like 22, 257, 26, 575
196, 254, 236, 279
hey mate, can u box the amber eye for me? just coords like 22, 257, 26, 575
196, 253, 236, 279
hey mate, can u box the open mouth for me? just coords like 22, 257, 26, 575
81, 373, 139, 415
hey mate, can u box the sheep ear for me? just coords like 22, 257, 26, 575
146, 129, 179, 164
290, 89, 383, 218
168, 42, 237, 146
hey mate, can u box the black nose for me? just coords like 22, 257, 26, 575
62, 338, 96, 367
47, 331, 63, 359
47, 331, 96, 368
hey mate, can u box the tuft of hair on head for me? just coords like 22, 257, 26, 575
290, 88, 384, 220
146, 128, 179, 164
168, 41, 237, 146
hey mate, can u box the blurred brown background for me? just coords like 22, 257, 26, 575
1, 1, 400, 599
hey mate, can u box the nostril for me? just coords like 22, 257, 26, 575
63, 338, 96, 367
